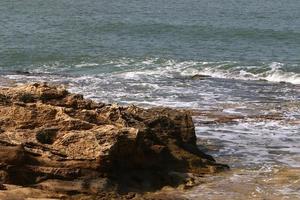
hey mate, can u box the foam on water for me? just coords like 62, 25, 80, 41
181, 61, 300, 85
196, 120, 300, 168
94, 59, 300, 85
74, 62, 99, 68
195, 99, 300, 169
264, 67, 300, 84
6, 58, 300, 85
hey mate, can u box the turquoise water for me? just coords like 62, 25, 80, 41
1, 1, 300, 195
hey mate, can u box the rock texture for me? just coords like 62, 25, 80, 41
0, 83, 228, 199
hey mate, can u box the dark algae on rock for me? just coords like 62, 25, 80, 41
0, 83, 228, 199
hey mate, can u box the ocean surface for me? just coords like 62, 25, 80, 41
1, 0, 300, 199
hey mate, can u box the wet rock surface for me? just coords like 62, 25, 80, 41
0, 83, 228, 199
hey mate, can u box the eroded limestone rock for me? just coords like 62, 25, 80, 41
0, 83, 228, 199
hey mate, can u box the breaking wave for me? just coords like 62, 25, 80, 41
105, 58, 300, 85
180, 61, 300, 85
1, 58, 300, 85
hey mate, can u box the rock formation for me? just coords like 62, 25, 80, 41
0, 83, 228, 199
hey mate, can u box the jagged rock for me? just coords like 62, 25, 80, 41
0, 83, 228, 199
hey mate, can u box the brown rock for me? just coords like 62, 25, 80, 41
0, 83, 228, 199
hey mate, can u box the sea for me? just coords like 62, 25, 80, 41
0, 0, 299, 199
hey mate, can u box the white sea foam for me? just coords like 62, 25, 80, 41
264, 70, 300, 84
180, 61, 300, 85
74, 62, 99, 68
196, 116, 300, 167
98, 58, 300, 85
13, 58, 299, 85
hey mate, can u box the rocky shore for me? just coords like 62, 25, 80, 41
0, 83, 228, 199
